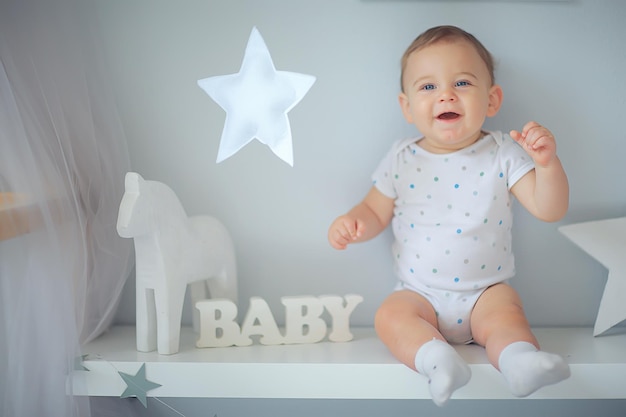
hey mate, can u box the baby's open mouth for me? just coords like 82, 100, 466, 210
437, 112, 460, 120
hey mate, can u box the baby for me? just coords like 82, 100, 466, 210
328, 25, 570, 406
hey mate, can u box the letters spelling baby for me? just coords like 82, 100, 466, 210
195, 294, 363, 347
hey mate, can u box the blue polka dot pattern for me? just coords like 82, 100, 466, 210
369, 132, 535, 292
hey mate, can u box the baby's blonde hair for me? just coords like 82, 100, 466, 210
400, 25, 496, 92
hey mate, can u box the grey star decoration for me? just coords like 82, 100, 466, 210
118, 363, 162, 407
73, 354, 90, 371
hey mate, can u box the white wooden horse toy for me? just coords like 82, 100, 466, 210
117, 172, 238, 354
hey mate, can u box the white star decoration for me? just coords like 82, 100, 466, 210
559, 217, 626, 336
198, 27, 316, 166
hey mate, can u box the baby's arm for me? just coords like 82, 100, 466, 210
510, 121, 569, 222
328, 186, 395, 250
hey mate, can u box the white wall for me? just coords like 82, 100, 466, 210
97, 0, 626, 330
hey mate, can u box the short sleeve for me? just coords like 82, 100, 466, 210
371, 144, 397, 199
500, 133, 535, 190
371, 138, 416, 199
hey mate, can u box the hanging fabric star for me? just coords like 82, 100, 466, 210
198, 27, 316, 166
118, 363, 162, 408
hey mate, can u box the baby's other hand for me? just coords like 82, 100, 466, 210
510, 121, 557, 167
328, 215, 364, 250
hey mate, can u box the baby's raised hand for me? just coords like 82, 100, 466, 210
510, 121, 557, 167
328, 215, 365, 250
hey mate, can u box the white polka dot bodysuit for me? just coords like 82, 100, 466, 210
372, 131, 534, 296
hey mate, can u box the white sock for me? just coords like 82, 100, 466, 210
414, 339, 471, 406
498, 341, 571, 397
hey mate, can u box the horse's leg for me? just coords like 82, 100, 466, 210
189, 280, 208, 333
136, 281, 157, 352
154, 279, 186, 354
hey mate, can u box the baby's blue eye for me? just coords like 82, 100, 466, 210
422, 84, 436, 91
455, 80, 470, 87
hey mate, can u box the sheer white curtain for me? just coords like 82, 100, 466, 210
0, 0, 134, 415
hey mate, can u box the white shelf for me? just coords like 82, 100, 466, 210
73, 326, 626, 400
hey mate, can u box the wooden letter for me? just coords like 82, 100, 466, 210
281, 296, 327, 344
320, 294, 363, 342
195, 299, 242, 348
239, 297, 283, 345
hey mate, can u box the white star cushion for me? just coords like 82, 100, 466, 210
198, 27, 316, 166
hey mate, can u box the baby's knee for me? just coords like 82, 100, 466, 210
374, 295, 420, 331
375, 297, 413, 333
375, 291, 437, 329
374, 302, 395, 332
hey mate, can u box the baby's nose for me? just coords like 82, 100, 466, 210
439, 89, 457, 101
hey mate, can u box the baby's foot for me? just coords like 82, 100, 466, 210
415, 339, 471, 406
498, 341, 571, 397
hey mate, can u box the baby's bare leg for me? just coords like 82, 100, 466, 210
470, 283, 538, 365
471, 283, 570, 397
375, 290, 442, 367
375, 290, 470, 406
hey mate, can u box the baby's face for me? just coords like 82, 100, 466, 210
399, 40, 501, 153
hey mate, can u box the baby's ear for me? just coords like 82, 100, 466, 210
487, 84, 503, 117
398, 92, 414, 123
